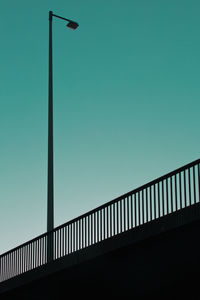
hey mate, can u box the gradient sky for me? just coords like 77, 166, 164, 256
1, 0, 200, 254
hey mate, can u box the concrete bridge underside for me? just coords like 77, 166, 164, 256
1, 203, 200, 299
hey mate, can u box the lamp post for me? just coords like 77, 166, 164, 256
47, 11, 79, 261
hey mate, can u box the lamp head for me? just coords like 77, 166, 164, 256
66, 21, 79, 30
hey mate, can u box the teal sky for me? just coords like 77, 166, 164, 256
1, 0, 200, 254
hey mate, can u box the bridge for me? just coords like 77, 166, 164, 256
1, 158, 200, 299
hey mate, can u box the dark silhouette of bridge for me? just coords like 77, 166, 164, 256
1, 158, 200, 299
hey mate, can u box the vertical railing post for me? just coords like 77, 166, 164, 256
0, 255, 2, 282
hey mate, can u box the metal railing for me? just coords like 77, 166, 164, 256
1, 158, 200, 283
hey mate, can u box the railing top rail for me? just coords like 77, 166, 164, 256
1, 158, 199, 258
54, 157, 200, 229
0, 232, 48, 258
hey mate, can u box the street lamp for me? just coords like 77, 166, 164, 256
47, 11, 79, 260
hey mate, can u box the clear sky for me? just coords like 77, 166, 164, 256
1, 0, 200, 254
